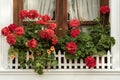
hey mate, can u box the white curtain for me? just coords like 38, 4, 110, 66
68, 0, 100, 21
24, 0, 55, 18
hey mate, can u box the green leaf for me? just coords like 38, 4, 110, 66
26, 58, 33, 65
20, 62, 26, 69
96, 51, 106, 56
35, 62, 44, 68
65, 53, 79, 59
8, 46, 18, 56
35, 68, 43, 75
51, 61, 58, 66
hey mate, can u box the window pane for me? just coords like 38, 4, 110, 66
68, 0, 100, 21
24, 0, 56, 20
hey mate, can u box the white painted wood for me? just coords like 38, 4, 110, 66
110, 0, 120, 69
58, 50, 62, 69
15, 56, 18, 69
0, 0, 13, 70
0, 71, 120, 80
0, 0, 120, 80
96, 56, 99, 69
1, 69, 120, 75
107, 51, 111, 69
63, 52, 67, 69
102, 55, 105, 69
0, 69, 120, 80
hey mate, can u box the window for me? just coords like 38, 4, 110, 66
13, 0, 109, 37
10, 0, 112, 70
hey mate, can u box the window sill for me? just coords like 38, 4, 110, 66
0, 69, 120, 75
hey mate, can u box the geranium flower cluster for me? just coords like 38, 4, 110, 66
66, 19, 80, 54
19, 10, 39, 19
58, 5, 112, 68
1, 5, 114, 73
1, 10, 58, 48
19, 9, 58, 46
100, 5, 110, 14
65, 19, 96, 68
1, 9, 58, 74
1, 24, 24, 45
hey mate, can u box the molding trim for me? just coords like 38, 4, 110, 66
0, 69, 120, 75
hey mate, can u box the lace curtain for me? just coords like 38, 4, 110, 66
68, 0, 100, 20
24, 0, 100, 21
24, 0, 55, 19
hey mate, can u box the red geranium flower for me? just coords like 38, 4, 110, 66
36, 14, 51, 25
36, 19, 47, 25
66, 42, 77, 54
19, 10, 28, 19
45, 29, 55, 39
8, 24, 17, 32
47, 23, 57, 30
27, 10, 39, 19
39, 30, 45, 39
27, 39, 38, 49
100, 5, 110, 14
42, 14, 51, 22
52, 37, 58, 45
15, 27, 24, 36
70, 29, 80, 38
85, 56, 96, 68
1, 27, 11, 36
6, 34, 16, 45
69, 19, 80, 28
39, 29, 54, 40
38, 14, 43, 19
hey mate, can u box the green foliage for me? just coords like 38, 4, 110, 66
8, 22, 57, 75
6, 11, 115, 75
88, 19, 115, 55
58, 18, 115, 59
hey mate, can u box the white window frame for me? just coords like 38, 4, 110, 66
0, 0, 120, 75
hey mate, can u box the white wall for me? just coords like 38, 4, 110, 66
0, 0, 120, 80
111, 0, 120, 69
0, 0, 13, 70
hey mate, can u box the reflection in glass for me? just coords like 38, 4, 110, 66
24, 0, 55, 20
68, 0, 100, 21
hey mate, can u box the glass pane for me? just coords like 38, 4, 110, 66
68, 0, 100, 21
24, 0, 56, 20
